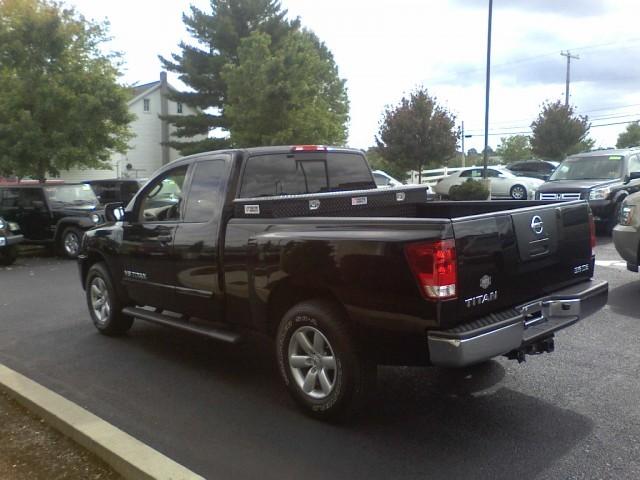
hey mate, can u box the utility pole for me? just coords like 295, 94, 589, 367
461, 121, 466, 168
482, 0, 493, 180
560, 50, 579, 107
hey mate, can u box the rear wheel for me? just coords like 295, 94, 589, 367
59, 226, 82, 259
0, 246, 18, 266
510, 184, 527, 200
276, 299, 375, 421
85, 262, 133, 336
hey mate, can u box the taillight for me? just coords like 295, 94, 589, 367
588, 212, 596, 250
404, 239, 457, 300
291, 145, 328, 152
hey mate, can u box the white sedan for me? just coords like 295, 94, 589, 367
433, 167, 543, 200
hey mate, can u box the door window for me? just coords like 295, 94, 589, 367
18, 189, 46, 209
184, 160, 227, 223
628, 155, 640, 175
138, 166, 188, 222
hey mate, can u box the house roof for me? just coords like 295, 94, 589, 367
130, 81, 160, 99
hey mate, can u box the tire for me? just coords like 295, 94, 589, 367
510, 184, 527, 200
276, 299, 375, 421
85, 262, 133, 336
0, 246, 18, 266
59, 226, 83, 259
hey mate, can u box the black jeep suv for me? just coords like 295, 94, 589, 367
536, 148, 640, 231
0, 183, 105, 258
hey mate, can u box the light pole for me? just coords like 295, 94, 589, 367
482, 0, 493, 180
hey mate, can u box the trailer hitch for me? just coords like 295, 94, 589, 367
505, 336, 555, 363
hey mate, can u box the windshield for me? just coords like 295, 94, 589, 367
44, 184, 99, 205
549, 155, 624, 181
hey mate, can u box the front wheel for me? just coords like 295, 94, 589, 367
59, 226, 83, 259
0, 246, 18, 266
510, 184, 527, 200
85, 262, 133, 336
276, 299, 375, 421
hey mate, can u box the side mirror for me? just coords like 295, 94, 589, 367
104, 202, 124, 222
628, 171, 640, 182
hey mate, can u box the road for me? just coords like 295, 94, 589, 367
1, 238, 639, 480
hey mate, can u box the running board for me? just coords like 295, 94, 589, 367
121, 307, 242, 344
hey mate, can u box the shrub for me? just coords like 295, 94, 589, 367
448, 178, 490, 200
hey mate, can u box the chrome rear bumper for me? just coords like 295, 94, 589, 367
427, 280, 608, 367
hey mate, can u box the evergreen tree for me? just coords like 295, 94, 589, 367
159, 0, 299, 155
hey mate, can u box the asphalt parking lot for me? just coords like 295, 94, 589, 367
0, 238, 639, 480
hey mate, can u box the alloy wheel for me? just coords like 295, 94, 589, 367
288, 326, 337, 399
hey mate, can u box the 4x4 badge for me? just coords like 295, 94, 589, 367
480, 274, 491, 290
531, 215, 544, 235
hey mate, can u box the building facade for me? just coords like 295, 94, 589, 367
58, 72, 204, 182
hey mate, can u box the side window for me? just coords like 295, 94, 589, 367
18, 189, 46, 208
184, 160, 227, 223
1, 188, 20, 208
138, 166, 188, 222
487, 169, 502, 178
628, 155, 640, 174
459, 170, 472, 178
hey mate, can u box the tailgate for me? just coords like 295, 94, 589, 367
445, 201, 593, 326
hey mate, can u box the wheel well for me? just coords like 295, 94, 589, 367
266, 280, 344, 337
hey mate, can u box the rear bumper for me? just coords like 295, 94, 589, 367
0, 234, 23, 247
427, 279, 608, 367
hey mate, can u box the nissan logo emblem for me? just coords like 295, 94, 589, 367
531, 215, 544, 235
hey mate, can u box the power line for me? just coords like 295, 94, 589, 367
464, 118, 640, 137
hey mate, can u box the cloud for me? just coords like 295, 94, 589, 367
450, 0, 607, 17
434, 44, 640, 92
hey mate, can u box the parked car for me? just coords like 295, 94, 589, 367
84, 178, 146, 206
536, 148, 640, 232
433, 166, 543, 199
78, 145, 607, 420
505, 159, 558, 181
0, 216, 23, 265
372, 170, 403, 188
0, 184, 105, 259
613, 191, 640, 272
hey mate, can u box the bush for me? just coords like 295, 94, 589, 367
448, 179, 490, 200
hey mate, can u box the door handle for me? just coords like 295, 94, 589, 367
157, 234, 172, 244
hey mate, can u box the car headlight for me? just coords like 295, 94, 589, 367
90, 213, 101, 224
619, 205, 635, 226
0, 219, 5, 230
589, 186, 611, 200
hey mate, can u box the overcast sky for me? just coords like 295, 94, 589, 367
70, 0, 640, 153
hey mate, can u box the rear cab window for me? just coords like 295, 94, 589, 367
239, 151, 375, 198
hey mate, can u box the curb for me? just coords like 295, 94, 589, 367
0, 363, 205, 480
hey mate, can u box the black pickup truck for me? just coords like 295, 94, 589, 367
78, 146, 608, 420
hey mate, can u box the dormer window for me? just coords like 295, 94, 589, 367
177, 102, 183, 114
143, 98, 150, 112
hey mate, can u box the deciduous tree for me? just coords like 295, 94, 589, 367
376, 87, 458, 183
0, 0, 132, 181
496, 135, 532, 163
616, 121, 640, 149
221, 30, 348, 147
530, 101, 591, 161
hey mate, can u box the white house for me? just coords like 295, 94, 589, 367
58, 72, 205, 182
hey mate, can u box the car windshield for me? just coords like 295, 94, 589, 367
549, 155, 624, 181
44, 184, 99, 205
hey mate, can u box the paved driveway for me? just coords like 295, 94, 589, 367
0, 239, 638, 479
